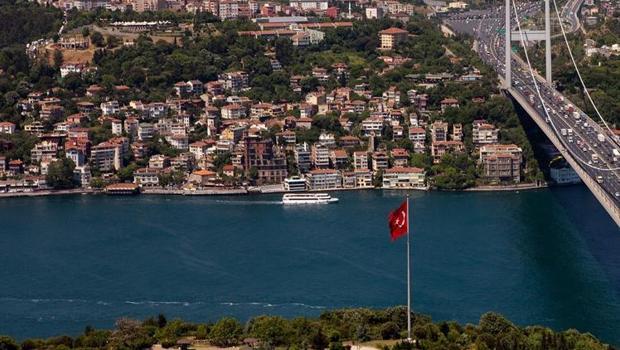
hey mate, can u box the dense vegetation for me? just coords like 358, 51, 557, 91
0, 308, 612, 350
0, 0, 63, 47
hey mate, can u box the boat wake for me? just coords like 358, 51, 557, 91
219, 301, 325, 309
0, 297, 324, 309
210, 200, 283, 205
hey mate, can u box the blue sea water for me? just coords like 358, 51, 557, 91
0, 186, 619, 344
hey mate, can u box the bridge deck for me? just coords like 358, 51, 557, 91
506, 84, 620, 226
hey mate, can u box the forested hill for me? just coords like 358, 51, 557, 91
0, 0, 63, 47
0, 309, 612, 350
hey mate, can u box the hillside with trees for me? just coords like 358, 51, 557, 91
0, 0, 63, 47
0, 308, 612, 350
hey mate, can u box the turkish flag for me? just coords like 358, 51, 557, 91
388, 200, 408, 241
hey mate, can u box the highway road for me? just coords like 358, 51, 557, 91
444, 3, 620, 206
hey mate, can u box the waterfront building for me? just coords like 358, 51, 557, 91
73, 165, 91, 187
479, 144, 522, 183
243, 136, 288, 184
382, 167, 426, 189
306, 169, 341, 190
134, 168, 160, 187
550, 165, 581, 184
189, 170, 217, 186
284, 176, 307, 192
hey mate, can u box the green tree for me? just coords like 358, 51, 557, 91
46, 158, 76, 189
53, 49, 63, 70
248, 316, 291, 348
0, 336, 18, 350
90, 31, 104, 47
209, 317, 243, 347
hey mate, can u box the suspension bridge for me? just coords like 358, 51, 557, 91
444, 0, 620, 226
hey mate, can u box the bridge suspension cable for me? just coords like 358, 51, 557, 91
509, 0, 620, 171
551, 0, 620, 145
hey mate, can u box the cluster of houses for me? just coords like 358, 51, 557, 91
0, 55, 525, 194
51, 0, 433, 19
581, 0, 618, 26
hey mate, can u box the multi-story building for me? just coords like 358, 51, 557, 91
431, 141, 465, 163
133, 168, 160, 187
371, 151, 389, 172
133, 0, 166, 12
90, 142, 121, 172
138, 123, 154, 141
391, 148, 409, 167
295, 143, 312, 173
218, 0, 239, 19
452, 123, 463, 141
31, 141, 58, 163
362, 116, 384, 136
243, 136, 288, 184
221, 104, 247, 119
111, 119, 123, 136
408, 127, 426, 143
479, 144, 522, 183
100, 101, 120, 116
382, 167, 426, 189
149, 154, 170, 169
431, 120, 448, 142
330, 149, 349, 169
311, 143, 330, 169
0, 122, 16, 134
472, 120, 499, 145
354, 151, 369, 170
284, 176, 307, 192
365, 7, 384, 19
165, 134, 189, 150
289, 0, 328, 11
220, 71, 249, 93
306, 169, 341, 190
378, 27, 408, 50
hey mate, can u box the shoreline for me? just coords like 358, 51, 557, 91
0, 182, 559, 199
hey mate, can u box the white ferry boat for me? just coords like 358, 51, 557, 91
282, 193, 339, 205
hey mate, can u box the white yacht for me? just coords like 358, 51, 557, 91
282, 193, 339, 205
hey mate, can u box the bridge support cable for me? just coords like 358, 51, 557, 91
551, 0, 620, 145
510, 0, 620, 171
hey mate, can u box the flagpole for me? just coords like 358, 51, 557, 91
406, 194, 411, 342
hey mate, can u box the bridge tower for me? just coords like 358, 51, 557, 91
504, 0, 552, 88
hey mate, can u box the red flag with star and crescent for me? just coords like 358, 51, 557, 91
388, 200, 408, 241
